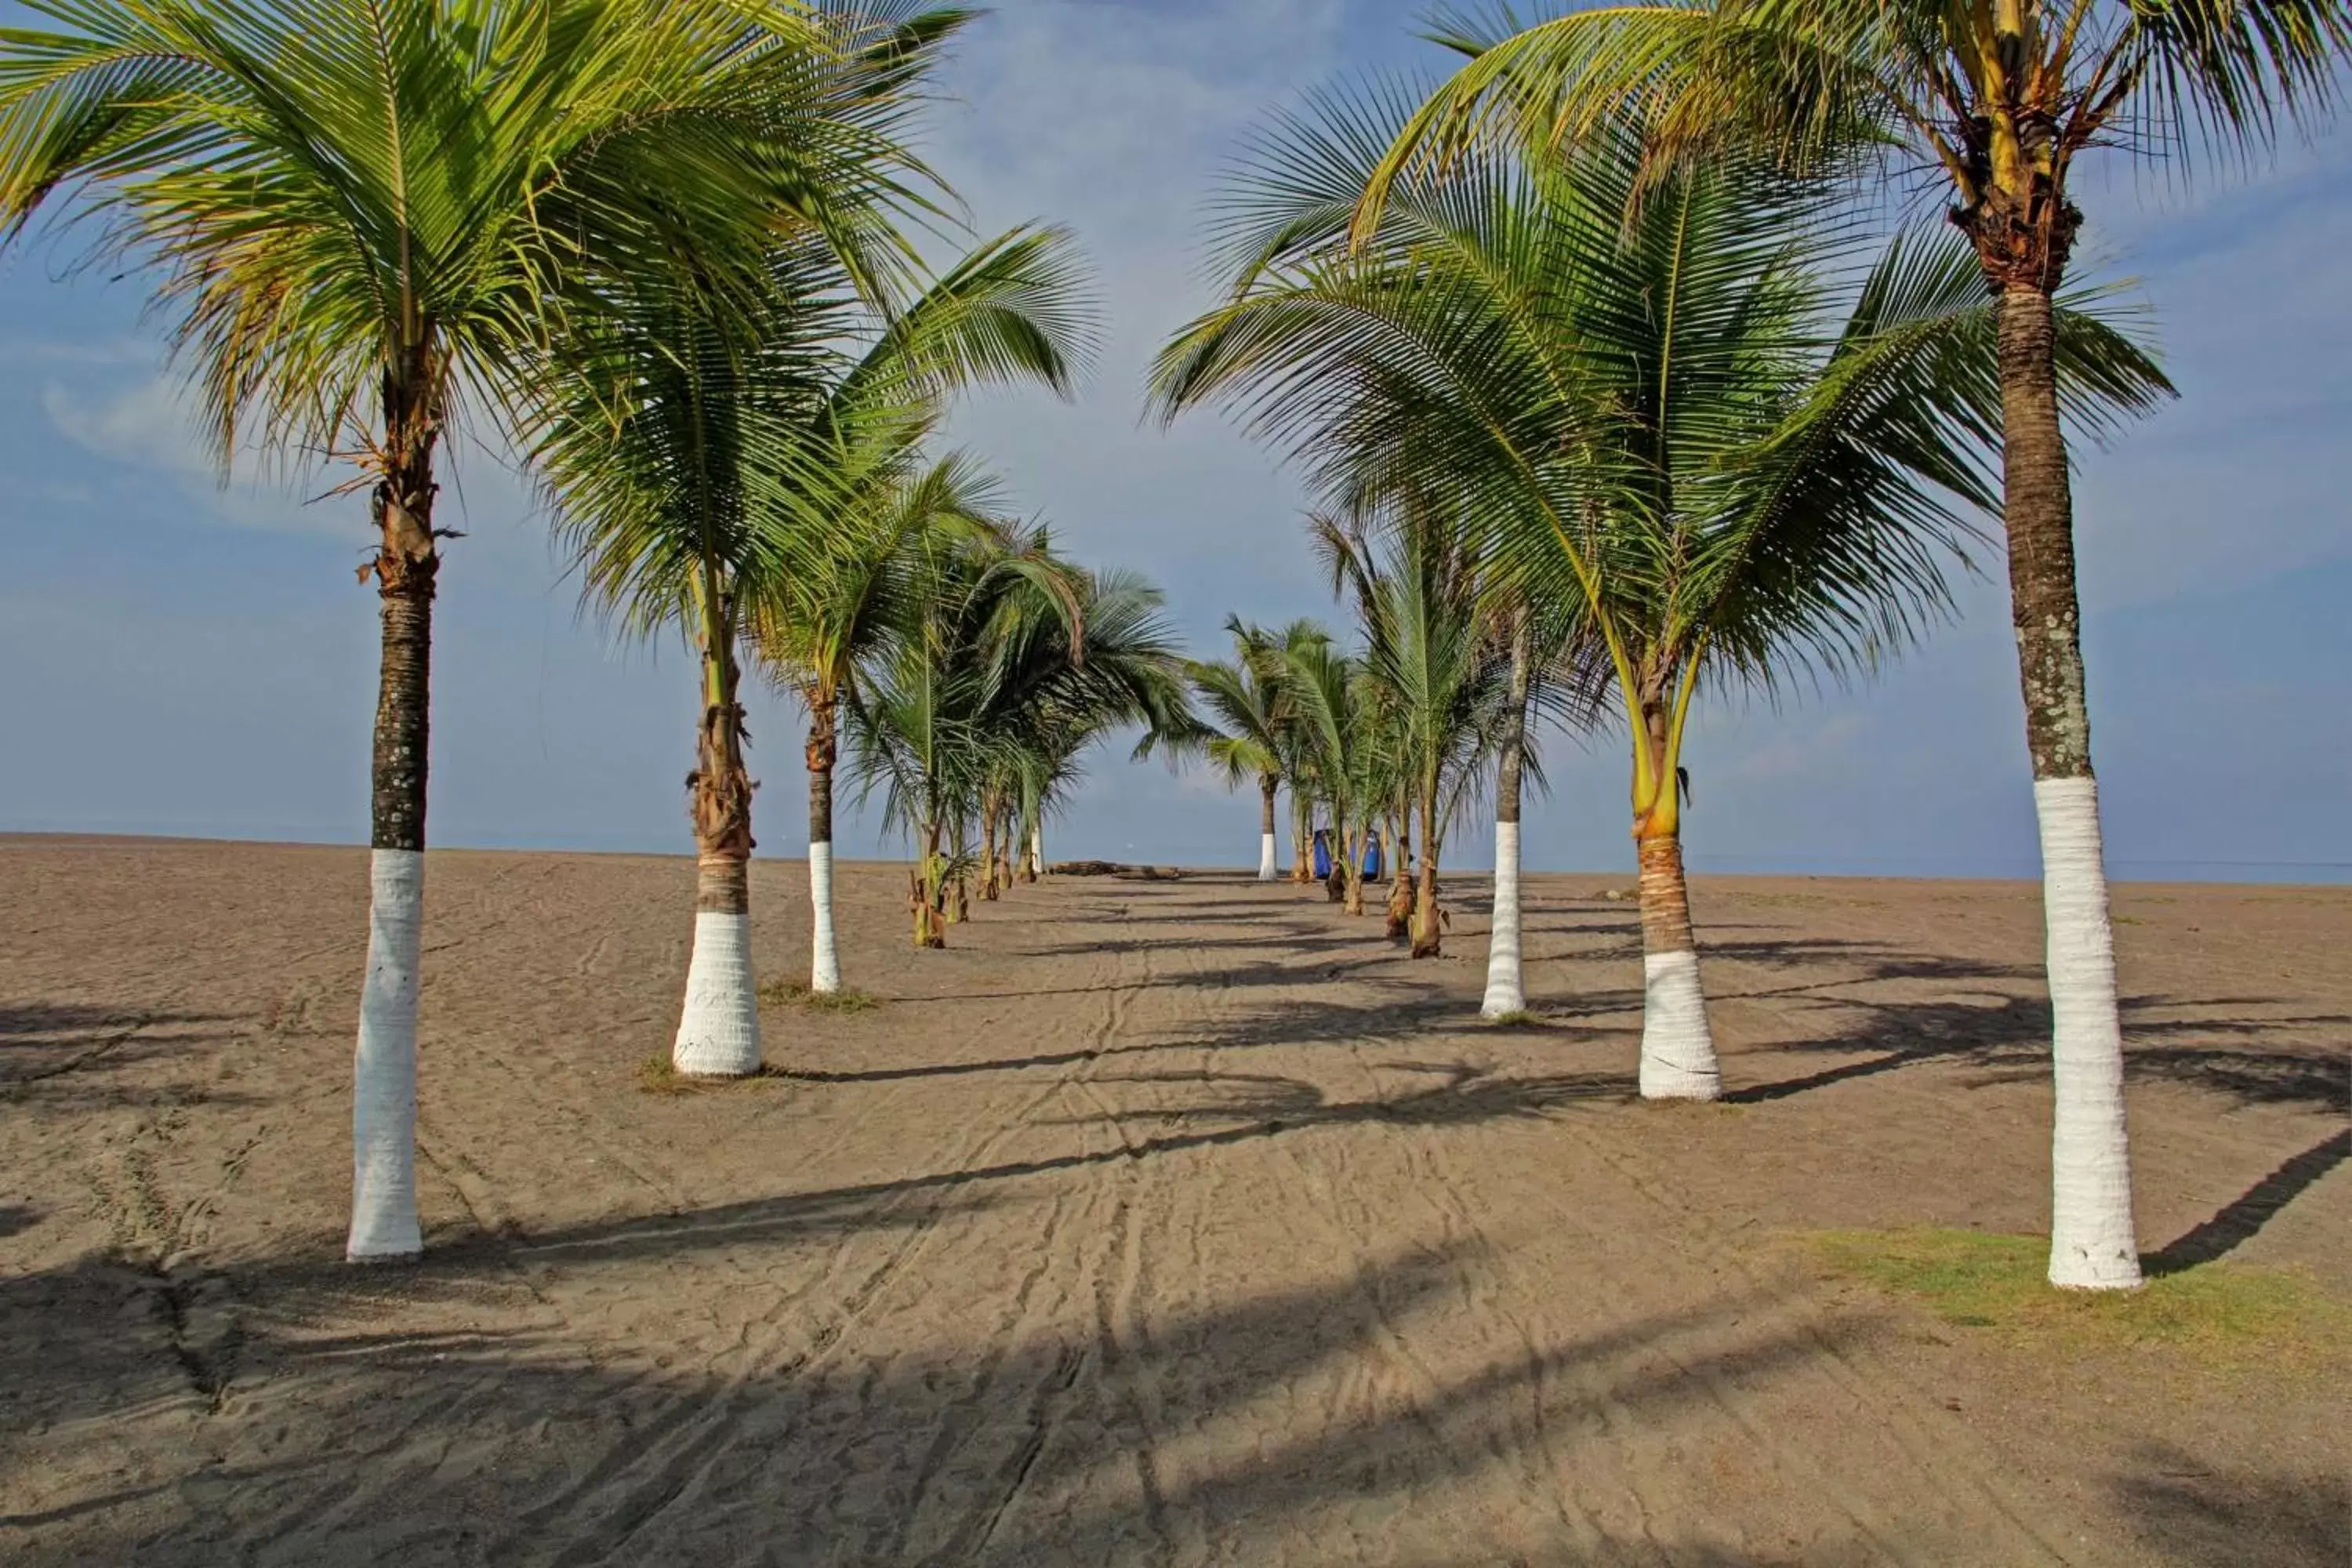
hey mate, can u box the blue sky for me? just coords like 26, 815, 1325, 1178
0, 0, 2346, 881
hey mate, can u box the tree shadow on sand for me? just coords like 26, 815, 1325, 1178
2143, 1127, 2350, 1276
2, 1222, 2009, 1567
2107, 1446, 2350, 1568
0, 1001, 244, 1108
1720, 985, 2350, 1115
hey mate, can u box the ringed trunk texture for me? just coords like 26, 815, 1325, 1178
1258, 778, 1280, 880
676, 855, 760, 1076
350, 845, 424, 1261
1481, 615, 1532, 1015
806, 708, 840, 995
1292, 801, 1313, 883
1384, 817, 1412, 939
1635, 833, 1719, 1102
1999, 284, 2140, 1290
1479, 819, 1524, 1016
1410, 794, 1442, 960
982, 811, 1001, 901
1342, 828, 1367, 917
914, 823, 946, 948
347, 441, 437, 1264
674, 637, 760, 1079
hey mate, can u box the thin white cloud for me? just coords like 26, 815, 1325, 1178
38, 372, 350, 536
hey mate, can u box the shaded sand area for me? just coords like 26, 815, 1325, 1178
2, 837, 2346, 1566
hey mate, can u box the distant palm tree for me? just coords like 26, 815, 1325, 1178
0, 0, 940, 1256
1156, 91, 2167, 1098
848, 524, 1188, 945
1355, 0, 2347, 1287
1259, 619, 1337, 882
752, 454, 1000, 986
1317, 503, 1514, 957
1479, 601, 1538, 1014
715, 220, 1094, 995
1277, 638, 1382, 917
1157, 617, 1301, 880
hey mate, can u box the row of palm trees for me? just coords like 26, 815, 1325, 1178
0, 0, 1178, 1258
1160, 85, 2167, 1102
828, 506, 1190, 949
1152, 0, 2345, 1294
4, 0, 2341, 1293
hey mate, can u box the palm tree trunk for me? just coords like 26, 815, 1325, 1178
1029, 822, 1045, 880
1635, 829, 1719, 1102
1384, 812, 1412, 938
675, 579, 760, 1079
1292, 797, 1313, 883
944, 818, 968, 925
1481, 610, 1532, 1015
1258, 776, 1280, 880
982, 803, 1002, 901
915, 818, 946, 948
348, 406, 437, 1263
2000, 283, 2139, 1289
1342, 822, 1367, 916
1410, 784, 1441, 959
805, 692, 841, 996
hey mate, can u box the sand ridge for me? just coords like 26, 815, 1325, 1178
1, 837, 2345, 1564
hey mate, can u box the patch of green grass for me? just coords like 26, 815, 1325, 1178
758, 979, 884, 1013
637, 1056, 789, 1094
1811, 1228, 2352, 1370
637, 1056, 691, 1095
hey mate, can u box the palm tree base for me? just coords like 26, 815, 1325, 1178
673, 911, 763, 1077
808, 843, 843, 994
348, 848, 425, 1261
1480, 821, 1526, 1018
1638, 949, 1720, 1101
2035, 777, 2143, 1290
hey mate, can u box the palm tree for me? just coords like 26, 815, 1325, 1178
1277, 637, 1383, 916
973, 560, 1196, 882
531, 72, 1085, 1067
1318, 503, 1514, 957
751, 454, 1001, 989
1352, 0, 2349, 1291
1154, 93, 2167, 1100
1158, 617, 1298, 880
0, 0, 935, 1257
848, 522, 1188, 945
717, 218, 1092, 996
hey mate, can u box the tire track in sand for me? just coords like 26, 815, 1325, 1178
505, 916, 1155, 1566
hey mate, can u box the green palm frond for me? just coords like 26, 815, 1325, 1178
0, 0, 965, 476
1157, 82, 2171, 826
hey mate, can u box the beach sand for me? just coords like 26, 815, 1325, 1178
2, 836, 2344, 1565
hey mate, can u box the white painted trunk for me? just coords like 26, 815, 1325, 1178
1029, 826, 1044, 877
1257, 832, 1279, 880
2035, 777, 2141, 1289
1639, 949, 1721, 1101
348, 848, 423, 1261
1479, 820, 1525, 1018
808, 842, 842, 994
674, 910, 762, 1077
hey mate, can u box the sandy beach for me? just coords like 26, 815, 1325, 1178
1, 835, 2344, 1565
